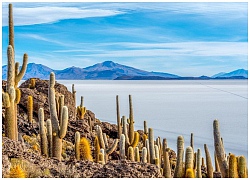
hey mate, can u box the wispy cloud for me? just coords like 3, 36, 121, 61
2, 4, 123, 26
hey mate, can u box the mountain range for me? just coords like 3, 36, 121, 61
2, 61, 248, 80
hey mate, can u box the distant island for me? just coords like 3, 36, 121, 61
2, 61, 248, 80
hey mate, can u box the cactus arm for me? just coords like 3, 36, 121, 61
135, 147, 140, 162
15, 62, 19, 77
38, 108, 48, 157
2, 92, 10, 108
213, 120, 228, 177
15, 53, 28, 84
148, 128, 155, 164
204, 144, 213, 178
8, 4, 14, 50
130, 131, 139, 148
106, 139, 118, 155
103, 133, 108, 149
7, 45, 15, 90
14, 88, 21, 104
58, 95, 64, 124
46, 119, 53, 157
96, 125, 105, 149
146, 139, 150, 163
59, 106, 68, 139
128, 146, 135, 161
121, 116, 130, 145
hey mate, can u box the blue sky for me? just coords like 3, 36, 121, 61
1, 2, 248, 76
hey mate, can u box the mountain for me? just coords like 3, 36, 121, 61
2, 61, 179, 80
212, 69, 248, 78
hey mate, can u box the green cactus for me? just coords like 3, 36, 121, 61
185, 146, 194, 175
96, 125, 118, 162
148, 128, 156, 164
27, 96, 33, 124
228, 154, 238, 178
75, 131, 80, 160
204, 144, 213, 178
238, 155, 247, 178
38, 108, 48, 157
4, 4, 28, 141
128, 94, 134, 144
120, 134, 126, 160
174, 136, 184, 178
213, 120, 228, 177
163, 151, 172, 178
116, 95, 122, 139
48, 72, 69, 161
46, 119, 52, 157
196, 148, 202, 178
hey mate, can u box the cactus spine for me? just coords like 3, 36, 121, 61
116, 95, 121, 139
48, 72, 68, 161
38, 108, 48, 157
196, 148, 202, 178
213, 120, 228, 177
174, 136, 184, 178
228, 154, 238, 178
27, 96, 33, 123
75, 131, 80, 160
4, 4, 28, 141
204, 144, 213, 178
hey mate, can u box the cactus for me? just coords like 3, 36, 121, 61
128, 146, 135, 161
174, 136, 184, 178
96, 125, 118, 162
27, 96, 33, 124
134, 147, 140, 162
228, 154, 238, 178
238, 155, 247, 178
58, 95, 64, 124
48, 72, 68, 160
144, 120, 148, 135
190, 133, 194, 150
162, 138, 167, 161
214, 152, 220, 172
148, 128, 156, 164
9, 164, 26, 178
155, 158, 160, 168
75, 132, 80, 160
185, 146, 194, 175
141, 147, 147, 163
72, 84, 76, 120
98, 151, 105, 165
163, 151, 171, 178
103, 133, 108, 149
204, 144, 213, 178
2, 92, 10, 108
154, 145, 160, 166
213, 120, 228, 177
46, 119, 52, 157
14, 88, 21, 104
185, 168, 195, 178
38, 108, 48, 157
79, 137, 93, 161
29, 78, 36, 89
145, 139, 150, 163
130, 131, 139, 148
4, 4, 28, 141
128, 94, 134, 144
94, 136, 100, 163
120, 134, 126, 160
196, 148, 202, 178
116, 95, 122, 139
77, 96, 86, 119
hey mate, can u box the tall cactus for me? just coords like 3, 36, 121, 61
185, 146, 194, 175
48, 72, 68, 161
148, 128, 156, 164
213, 120, 228, 177
128, 94, 134, 144
120, 134, 126, 160
204, 144, 213, 178
163, 151, 172, 178
27, 96, 33, 123
75, 131, 80, 160
46, 119, 52, 157
4, 4, 28, 141
116, 95, 121, 139
190, 133, 194, 150
72, 84, 76, 120
38, 108, 48, 157
196, 148, 202, 178
174, 136, 184, 178
94, 136, 100, 163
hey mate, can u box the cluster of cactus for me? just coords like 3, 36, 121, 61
76, 96, 86, 119
3, 3, 28, 141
